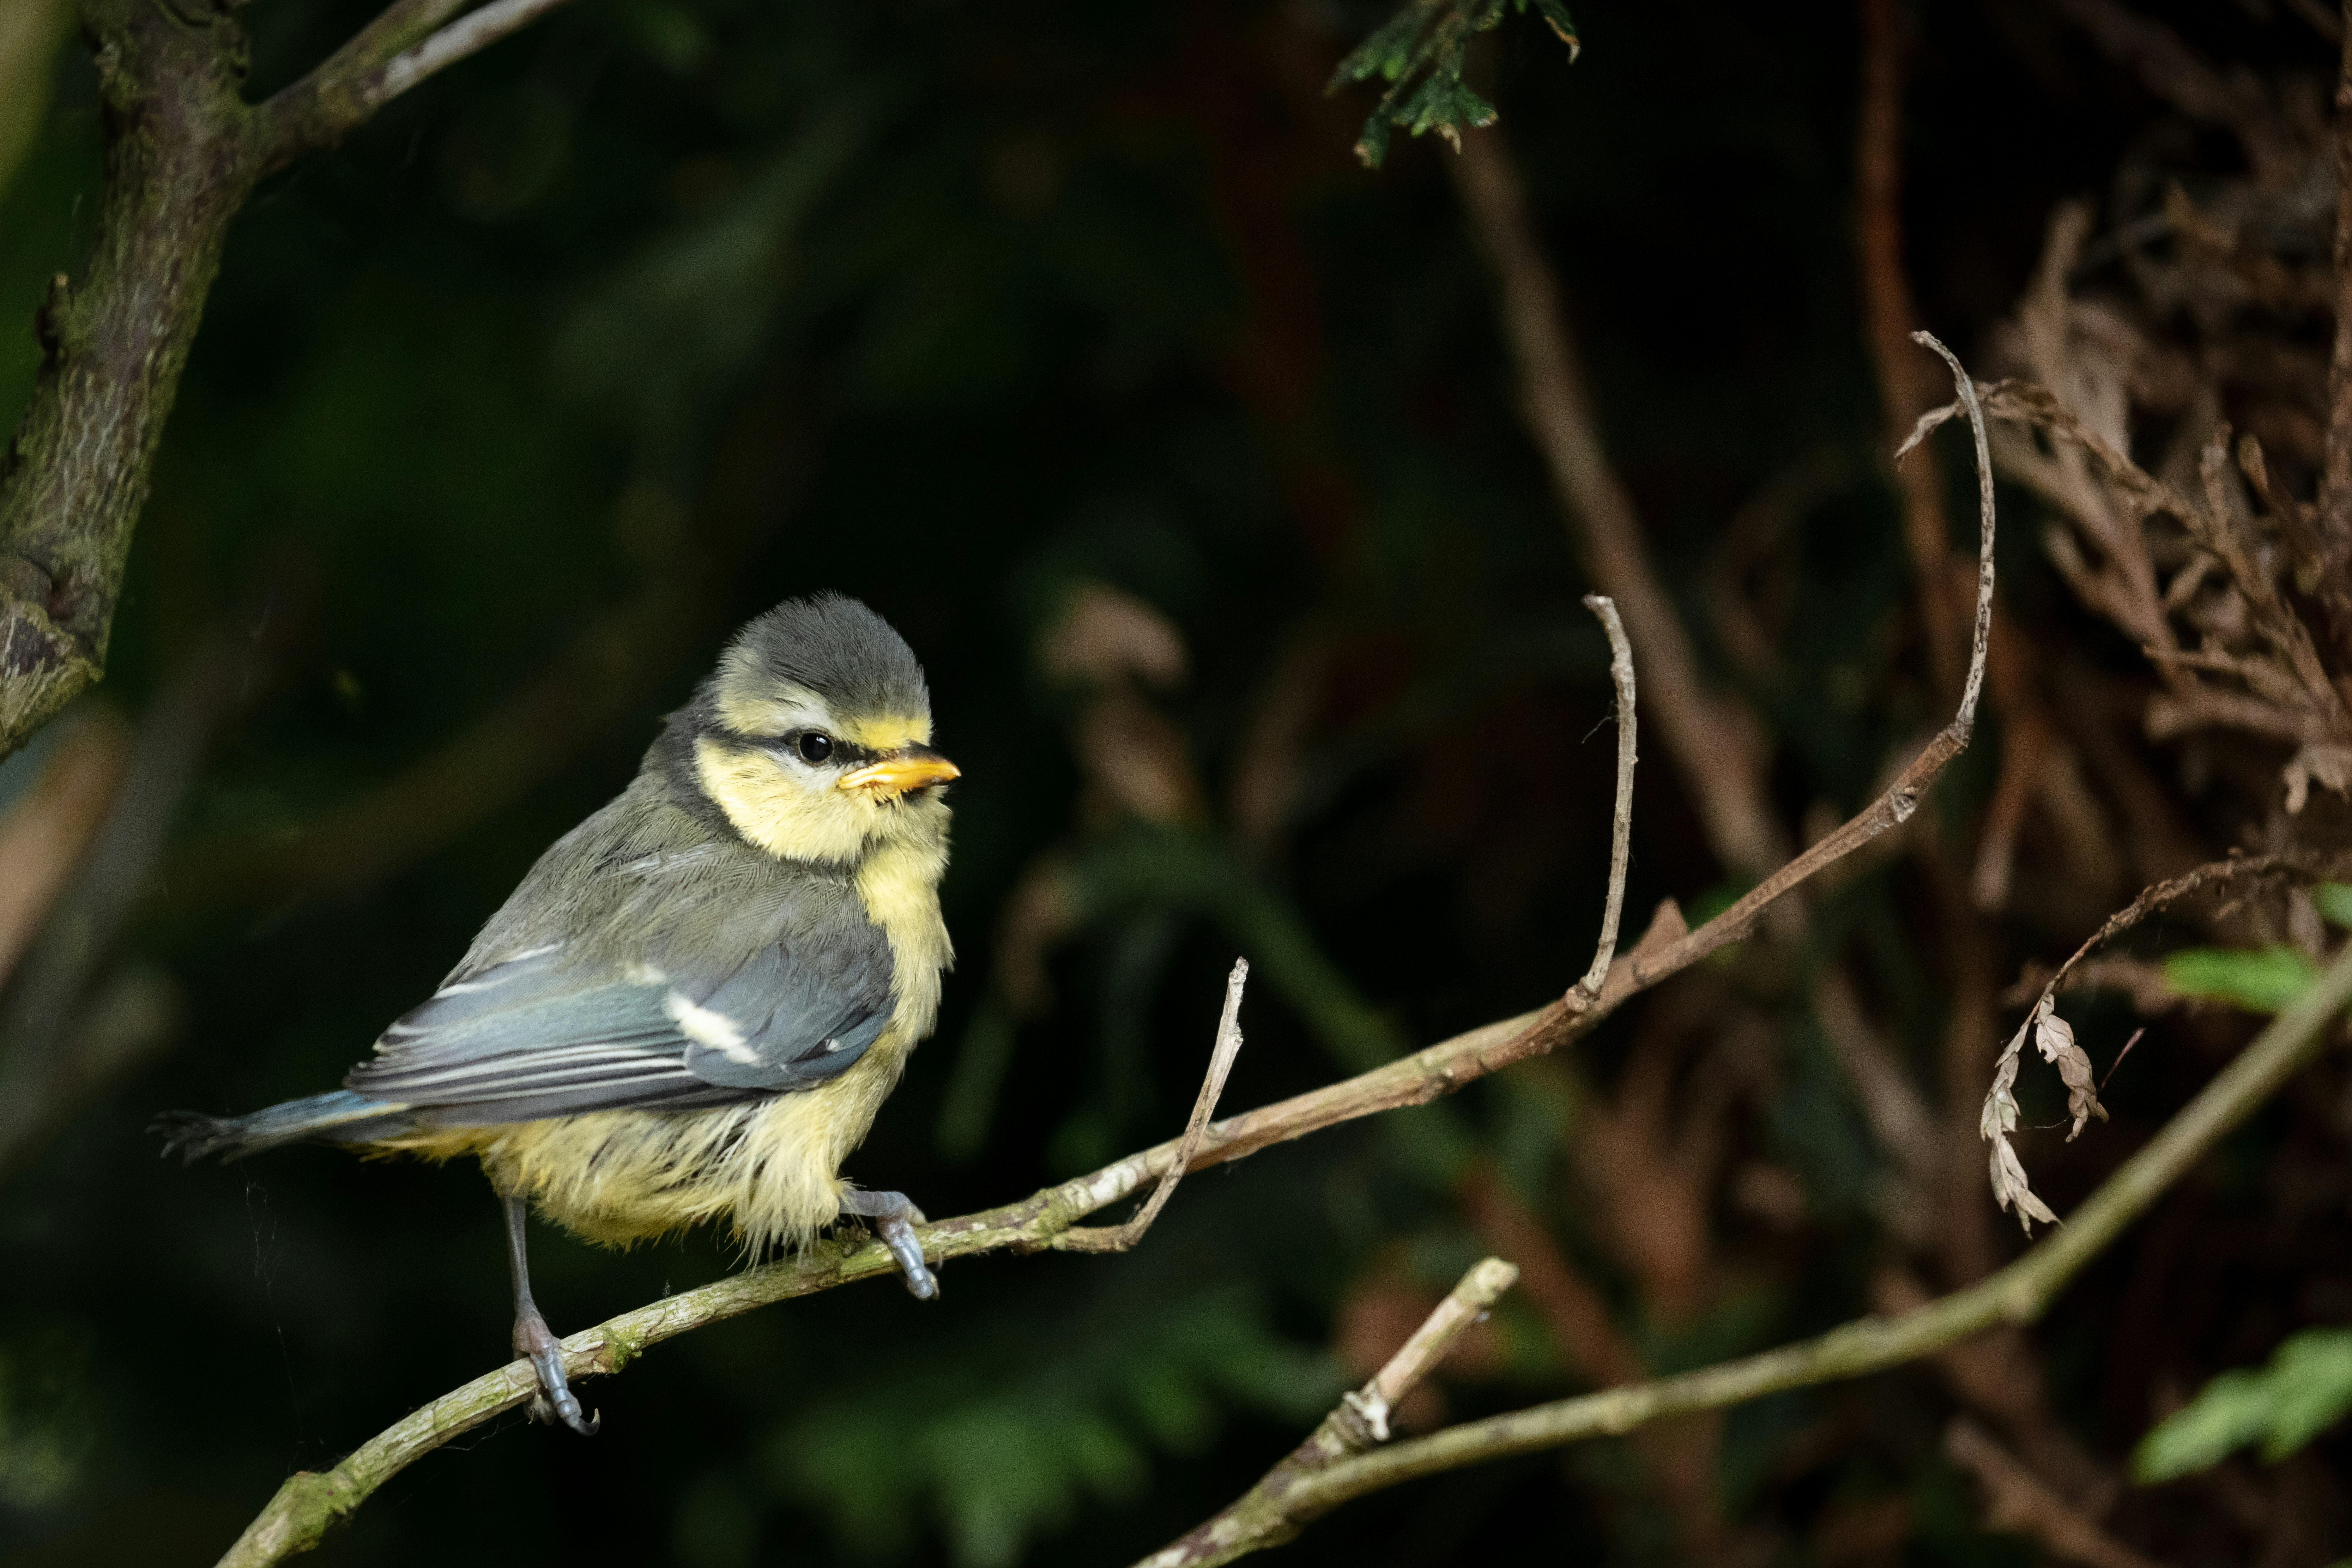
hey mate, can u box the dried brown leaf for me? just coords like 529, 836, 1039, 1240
1990, 1133, 2060, 1235
2031, 1000, 2109, 1141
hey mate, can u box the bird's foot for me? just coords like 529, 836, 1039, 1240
839, 1188, 938, 1299
514, 1309, 600, 1436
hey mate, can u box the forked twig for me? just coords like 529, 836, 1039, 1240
1135, 1257, 1521, 1568
1568, 595, 1637, 1012
261, 0, 586, 169
1057, 960, 1250, 1253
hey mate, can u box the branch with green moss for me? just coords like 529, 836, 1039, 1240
0, 0, 578, 760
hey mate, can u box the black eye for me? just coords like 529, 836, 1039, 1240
795, 732, 834, 764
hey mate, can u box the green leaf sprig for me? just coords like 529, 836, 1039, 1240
1327, 0, 1579, 169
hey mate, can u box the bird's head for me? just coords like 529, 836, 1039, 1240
686, 595, 958, 864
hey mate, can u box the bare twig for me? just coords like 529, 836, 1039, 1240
1946, 1419, 2168, 1568
1568, 594, 1636, 1011
2100, 1027, 2148, 1093
1342, 1256, 1516, 1442
260, 0, 583, 169
1135, 938, 2352, 1561
1056, 959, 1249, 1252
1133, 1257, 1520, 1568
380, 0, 574, 97
1451, 129, 1783, 878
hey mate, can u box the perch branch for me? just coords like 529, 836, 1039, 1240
1568, 594, 1636, 1011
1140, 936, 2352, 1561
219, 345, 2006, 1565
1055, 959, 1249, 1252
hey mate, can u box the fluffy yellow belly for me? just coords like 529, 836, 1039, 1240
379, 1033, 913, 1254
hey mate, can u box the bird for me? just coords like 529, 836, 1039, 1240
158, 593, 959, 1434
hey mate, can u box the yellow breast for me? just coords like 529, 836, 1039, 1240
856, 830, 954, 1046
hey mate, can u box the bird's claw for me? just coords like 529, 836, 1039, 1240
840, 1188, 938, 1299
516, 1312, 600, 1436
877, 1209, 938, 1299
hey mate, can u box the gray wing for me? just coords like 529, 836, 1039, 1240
346, 925, 896, 1125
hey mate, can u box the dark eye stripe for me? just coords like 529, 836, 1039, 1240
752, 729, 879, 768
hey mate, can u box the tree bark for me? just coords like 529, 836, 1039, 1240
0, 0, 259, 757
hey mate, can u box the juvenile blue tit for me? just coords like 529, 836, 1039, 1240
159, 594, 958, 1433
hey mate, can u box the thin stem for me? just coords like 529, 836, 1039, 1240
378, 0, 578, 103
1352, 1256, 1518, 1438
1568, 595, 1636, 1011
260, 0, 582, 170
1055, 959, 1249, 1252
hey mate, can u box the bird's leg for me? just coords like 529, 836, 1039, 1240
839, 1188, 938, 1299
502, 1190, 599, 1436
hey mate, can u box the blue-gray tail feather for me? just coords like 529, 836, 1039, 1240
153, 1090, 415, 1162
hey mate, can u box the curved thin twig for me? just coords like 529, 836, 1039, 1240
1567, 594, 1636, 1011
1055, 959, 1249, 1252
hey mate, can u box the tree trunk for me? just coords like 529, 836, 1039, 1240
0, 0, 257, 757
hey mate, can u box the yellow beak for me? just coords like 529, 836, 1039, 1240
837, 744, 962, 797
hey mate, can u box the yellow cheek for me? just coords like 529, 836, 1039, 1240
695, 737, 871, 862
